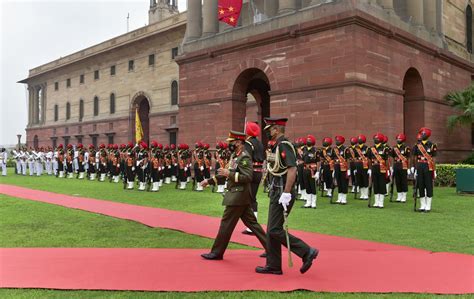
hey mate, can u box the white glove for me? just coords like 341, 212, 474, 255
387, 170, 391, 177
407, 168, 412, 175
332, 171, 335, 179
346, 170, 350, 176
354, 169, 357, 175
210, 167, 213, 170
313, 172, 320, 180
278, 192, 292, 211
390, 166, 393, 173
410, 167, 415, 174
174, 163, 177, 166
367, 169, 372, 176
167, 166, 171, 169
132, 167, 135, 171
184, 167, 188, 171
200, 166, 204, 171
433, 170, 437, 179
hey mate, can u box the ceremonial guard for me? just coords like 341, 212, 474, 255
200, 131, 268, 260
77, 144, 86, 179
87, 145, 97, 180
45, 147, 53, 175
170, 144, 178, 182
66, 144, 74, 178
177, 144, 189, 190
242, 122, 265, 233
382, 135, 392, 195
149, 141, 161, 192
203, 143, 212, 180
193, 142, 205, 191
302, 135, 318, 209
56, 144, 65, 178
412, 127, 437, 212
12, 149, 21, 174
214, 142, 227, 193
98, 144, 108, 181
125, 142, 136, 189
332, 136, 349, 204
355, 135, 370, 200
367, 133, 390, 208
392, 133, 411, 202
0, 147, 7, 176
348, 137, 358, 193
20, 147, 27, 175
320, 137, 334, 198
163, 145, 172, 184
110, 144, 121, 183
256, 117, 318, 275
27, 147, 35, 176
136, 142, 149, 191
295, 138, 306, 200
34, 147, 44, 176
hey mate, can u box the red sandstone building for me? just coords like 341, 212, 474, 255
21, 0, 474, 162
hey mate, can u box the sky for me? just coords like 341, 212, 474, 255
0, 0, 187, 146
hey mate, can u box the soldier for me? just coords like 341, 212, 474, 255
332, 136, 350, 205
12, 149, 21, 174
65, 144, 74, 178
203, 143, 212, 180
256, 117, 318, 275
97, 144, 108, 181
214, 142, 227, 193
382, 135, 392, 196
27, 147, 35, 176
368, 133, 390, 208
56, 144, 65, 178
200, 130, 268, 260
242, 122, 265, 234
177, 143, 189, 190
136, 142, 149, 191
34, 147, 44, 176
149, 141, 161, 192
77, 144, 86, 179
348, 137, 358, 193
45, 146, 53, 175
355, 135, 370, 200
302, 135, 318, 209
320, 137, 334, 198
193, 142, 205, 191
295, 138, 306, 200
124, 142, 136, 189
87, 144, 97, 180
392, 133, 411, 202
0, 147, 7, 176
110, 144, 121, 183
412, 127, 437, 212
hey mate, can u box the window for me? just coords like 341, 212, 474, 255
80, 74, 84, 84
66, 78, 71, 88
93, 96, 99, 116
54, 105, 58, 121
108, 135, 114, 145
171, 80, 178, 105
54, 82, 58, 91
92, 136, 98, 148
110, 93, 115, 114
171, 47, 179, 59
66, 102, 71, 120
94, 70, 99, 80
169, 131, 177, 146
79, 99, 84, 121
149, 54, 155, 66
467, 5, 473, 54
110, 65, 116, 76
128, 60, 134, 71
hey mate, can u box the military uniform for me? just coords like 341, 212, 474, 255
355, 135, 370, 200
302, 135, 318, 208
391, 134, 411, 202
65, 145, 74, 178
136, 143, 149, 191
193, 143, 205, 190
0, 148, 7, 176
87, 145, 97, 180
320, 138, 334, 198
332, 136, 349, 204
77, 145, 86, 179
367, 133, 390, 208
348, 137, 359, 193
201, 131, 267, 260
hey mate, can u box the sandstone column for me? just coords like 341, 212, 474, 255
203, 0, 218, 37
278, 0, 297, 14
423, 0, 437, 32
27, 86, 33, 126
185, 0, 202, 41
264, 0, 278, 18
407, 0, 423, 26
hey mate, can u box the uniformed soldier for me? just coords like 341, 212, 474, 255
56, 144, 64, 178
332, 136, 350, 204
203, 143, 212, 180
200, 130, 268, 260
193, 142, 205, 191
45, 146, 53, 175
65, 144, 74, 178
392, 133, 411, 202
177, 143, 189, 190
124, 142, 136, 189
302, 134, 319, 208
87, 145, 96, 180
320, 137, 334, 198
136, 142, 149, 191
149, 141, 161, 192
110, 144, 121, 183
34, 147, 44, 176
355, 135, 370, 200
170, 144, 178, 182
412, 127, 437, 212
295, 138, 306, 200
242, 122, 265, 234
214, 142, 227, 193
382, 135, 392, 196
76, 144, 85, 179
27, 147, 35, 176
97, 144, 108, 181
368, 133, 390, 208
348, 137, 358, 193
256, 117, 318, 275
0, 147, 7, 176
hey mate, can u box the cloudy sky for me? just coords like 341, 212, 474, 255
0, 0, 187, 146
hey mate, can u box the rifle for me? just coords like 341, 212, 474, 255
283, 211, 293, 268
368, 173, 373, 208
353, 169, 358, 200
320, 168, 325, 198
413, 175, 418, 212
389, 171, 395, 202
147, 168, 152, 192
329, 171, 337, 204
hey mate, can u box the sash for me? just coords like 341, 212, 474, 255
322, 149, 334, 171
417, 144, 435, 171
394, 147, 408, 170
348, 147, 356, 160
334, 147, 348, 172
355, 147, 369, 169
370, 147, 387, 174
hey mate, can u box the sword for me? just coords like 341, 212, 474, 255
283, 211, 293, 268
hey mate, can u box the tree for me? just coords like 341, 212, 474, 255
444, 83, 474, 130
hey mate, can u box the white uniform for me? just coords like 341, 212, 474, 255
45, 150, 53, 175
20, 151, 27, 175
35, 151, 44, 176
0, 150, 7, 176
27, 151, 35, 176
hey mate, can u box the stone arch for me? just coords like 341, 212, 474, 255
403, 67, 425, 146
130, 91, 152, 144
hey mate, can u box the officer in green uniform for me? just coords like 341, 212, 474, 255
256, 117, 318, 275
200, 130, 267, 260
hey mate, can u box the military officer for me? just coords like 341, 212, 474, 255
392, 133, 411, 202
302, 135, 318, 208
412, 127, 437, 212
256, 117, 318, 275
65, 144, 74, 178
348, 137, 358, 193
332, 136, 349, 204
295, 138, 306, 200
320, 137, 334, 198
367, 133, 390, 208
193, 142, 205, 190
0, 147, 7, 176
125, 142, 136, 189
76, 144, 86, 179
200, 130, 268, 260
355, 135, 370, 200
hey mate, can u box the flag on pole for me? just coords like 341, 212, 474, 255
135, 108, 144, 143
218, 0, 243, 27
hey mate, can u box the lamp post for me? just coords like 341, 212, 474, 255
17, 134, 22, 150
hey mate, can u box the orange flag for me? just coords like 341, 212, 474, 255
218, 0, 243, 27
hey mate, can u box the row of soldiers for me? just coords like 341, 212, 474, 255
294, 127, 436, 212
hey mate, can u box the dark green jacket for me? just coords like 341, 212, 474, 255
209, 151, 253, 206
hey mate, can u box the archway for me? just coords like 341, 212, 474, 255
131, 93, 150, 145
232, 68, 271, 145
403, 68, 424, 146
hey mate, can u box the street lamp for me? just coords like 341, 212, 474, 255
17, 134, 22, 150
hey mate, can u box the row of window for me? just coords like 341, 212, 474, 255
54, 48, 179, 91
53, 80, 178, 122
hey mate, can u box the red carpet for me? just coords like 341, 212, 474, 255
1, 184, 473, 294
1, 248, 473, 293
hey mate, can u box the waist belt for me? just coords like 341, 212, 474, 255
417, 160, 428, 163
253, 168, 264, 173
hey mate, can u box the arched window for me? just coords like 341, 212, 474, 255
171, 80, 178, 105
110, 93, 115, 114
467, 5, 473, 54
54, 104, 58, 122
79, 99, 84, 121
93, 96, 99, 116
66, 102, 71, 120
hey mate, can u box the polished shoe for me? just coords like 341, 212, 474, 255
241, 229, 255, 235
259, 252, 267, 258
255, 266, 282, 275
300, 248, 319, 274
201, 252, 223, 260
